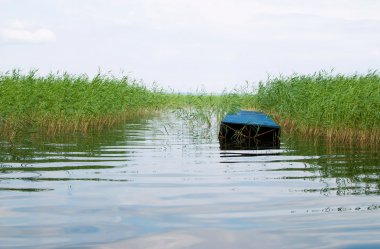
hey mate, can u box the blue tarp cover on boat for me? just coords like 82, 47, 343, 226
222, 110, 280, 129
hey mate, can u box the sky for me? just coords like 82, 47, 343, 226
0, 0, 379, 92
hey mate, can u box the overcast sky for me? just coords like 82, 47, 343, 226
1, 0, 379, 92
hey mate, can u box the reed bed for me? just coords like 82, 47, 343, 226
255, 71, 380, 146
0, 70, 178, 138
3, 69, 378, 147
0, 70, 254, 139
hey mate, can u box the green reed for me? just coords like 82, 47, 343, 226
0, 70, 176, 137
0, 70, 255, 139
255, 71, 380, 145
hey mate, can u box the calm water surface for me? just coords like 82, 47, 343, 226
1, 113, 380, 249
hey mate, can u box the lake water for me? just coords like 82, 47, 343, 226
1, 112, 380, 249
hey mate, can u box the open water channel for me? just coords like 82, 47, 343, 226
1, 112, 380, 248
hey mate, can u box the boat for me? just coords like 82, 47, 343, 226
218, 110, 280, 149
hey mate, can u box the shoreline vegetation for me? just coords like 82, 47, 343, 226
0, 70, 379, 147
255, 71, 380, 147
0, 70, 252, 139
0, 70, 170, 138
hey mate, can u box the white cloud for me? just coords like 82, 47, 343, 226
0, 20, 56, 43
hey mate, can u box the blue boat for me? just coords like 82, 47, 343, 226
219, 110, 280, 149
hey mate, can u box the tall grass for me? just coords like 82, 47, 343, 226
0, 70, 174, 138
256, 71, 380, 146
0, 70, 255, 139
176, 93, 255, 125
4, 69, 377, 146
